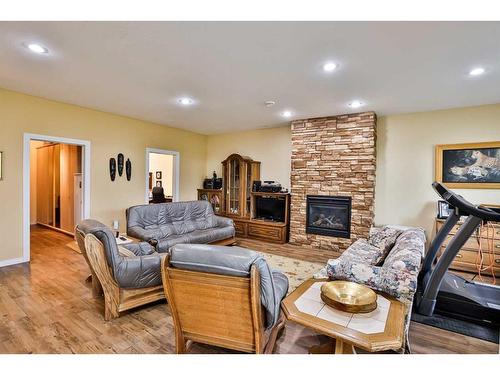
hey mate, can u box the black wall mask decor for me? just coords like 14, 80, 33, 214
126, 158, 132, 181
109, 158, 117, 181
117, 153, 124, 176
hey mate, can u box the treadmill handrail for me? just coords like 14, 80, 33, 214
432, 182, 500, 222
419, 210, 460, 282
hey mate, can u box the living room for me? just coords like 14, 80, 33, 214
1, 1, 499, 372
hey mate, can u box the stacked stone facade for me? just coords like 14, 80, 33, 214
289, 112, 377, 252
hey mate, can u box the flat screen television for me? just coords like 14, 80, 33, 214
255, 196, 286, 222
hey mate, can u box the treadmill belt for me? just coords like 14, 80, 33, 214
411, 310, 499, 344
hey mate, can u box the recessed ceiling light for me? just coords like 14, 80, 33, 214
469, 67, 485, 76
348, 100, 364, 109
26, 43, 48, 54
323, 62, 337, 72
178, 97, 194, 106
281, 110, 293, 118
264, 100, 276, 107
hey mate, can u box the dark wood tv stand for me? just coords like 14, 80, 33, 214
226, 192, 290, 244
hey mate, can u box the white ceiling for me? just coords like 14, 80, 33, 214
1, 22, 500, 134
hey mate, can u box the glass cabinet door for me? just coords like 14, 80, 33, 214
228, 158, 240, 214
210, 192, 221, 213
246, 162, 252, 215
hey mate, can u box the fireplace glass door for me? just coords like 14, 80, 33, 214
306, 195, 352, 238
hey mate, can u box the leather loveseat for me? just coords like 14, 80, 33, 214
126, 200, 235, 253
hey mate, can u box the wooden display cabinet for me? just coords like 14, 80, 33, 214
197, 189, 224, 215
222, 154, 260, 219
205, 153, 291, 243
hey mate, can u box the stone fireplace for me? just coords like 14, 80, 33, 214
289, 112, 376, 252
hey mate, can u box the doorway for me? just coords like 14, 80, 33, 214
145, 148, 179, 203
23, 133, 91, 262
30, 141, 83, 234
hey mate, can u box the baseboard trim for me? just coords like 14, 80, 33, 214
0, 257, 28, 268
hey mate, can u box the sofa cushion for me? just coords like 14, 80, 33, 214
368, 226, 403, 254
272, 270, 289, 304
336, 239, 387, 265
118, 245, 136, 257
157, 234, 191, 253
155, 226, 236, 253
326, 260, 419, 301
383, 228, 425, 273
188, 226, 236, 244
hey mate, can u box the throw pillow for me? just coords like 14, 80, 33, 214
341, 239, 387, 265
368, 226, 403, 264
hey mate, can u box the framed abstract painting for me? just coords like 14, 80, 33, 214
435, 141, 500, 189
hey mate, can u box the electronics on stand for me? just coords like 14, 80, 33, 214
253, 180, 283, 193
260, 181, 282, 193
203, 171, 222, 190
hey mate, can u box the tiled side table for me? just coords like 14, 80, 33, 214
281, 279, 405, 354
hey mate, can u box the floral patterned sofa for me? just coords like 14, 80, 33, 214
319, 226, 426, 352
325, 226, 426, 303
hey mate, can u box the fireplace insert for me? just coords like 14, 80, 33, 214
306, 195, 351, 238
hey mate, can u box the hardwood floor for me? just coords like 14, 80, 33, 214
0, 225, 497, 354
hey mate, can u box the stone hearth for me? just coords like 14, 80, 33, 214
289, 112, 376, 252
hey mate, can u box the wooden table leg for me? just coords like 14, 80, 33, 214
335, 339, 355, 354
309, 339, 355, 354
309, 340, 335, 354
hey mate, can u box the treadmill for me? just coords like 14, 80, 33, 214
416, 181, 500, 327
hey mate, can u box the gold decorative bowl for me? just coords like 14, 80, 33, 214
320, 281, 377, 313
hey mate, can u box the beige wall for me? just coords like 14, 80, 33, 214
149, 153, 174, 197
376, 104, 500, 237
205, 104, 500, 241
206, 126, 292, 189
0, 88, 206, 263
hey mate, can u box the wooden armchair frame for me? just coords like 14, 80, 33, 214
83, 233, 164, 320
76, 229, 103, 298
161, 255, 286, 354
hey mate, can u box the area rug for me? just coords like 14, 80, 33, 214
259, 252, 325, 292
66, 238, 324, 291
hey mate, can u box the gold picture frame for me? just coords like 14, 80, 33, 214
435, 141, 500, 189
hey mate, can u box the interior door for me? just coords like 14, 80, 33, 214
73, 173, 83, 227
36, 145, 55, 226
59, 144, 79, 232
